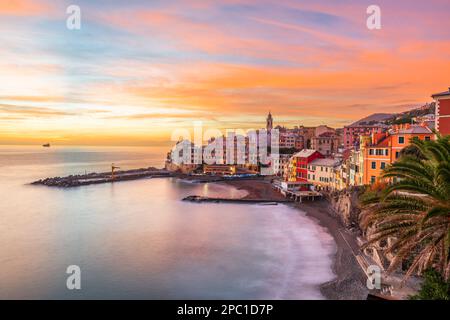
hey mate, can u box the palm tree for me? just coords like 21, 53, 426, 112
361, 134, 450, 280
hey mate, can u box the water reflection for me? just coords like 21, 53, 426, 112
0, 146, 335, 299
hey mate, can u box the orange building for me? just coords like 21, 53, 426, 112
361, 124, 433, 184
432, 87, 450, 135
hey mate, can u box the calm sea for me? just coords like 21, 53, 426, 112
0, 145, 335, 299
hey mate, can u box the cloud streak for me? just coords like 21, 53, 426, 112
0, 0, 449, 145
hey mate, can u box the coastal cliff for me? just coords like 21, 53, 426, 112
327, 188, 363, 231
324, 188, 420, 299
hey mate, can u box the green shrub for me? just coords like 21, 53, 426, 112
409, 269, 450, 300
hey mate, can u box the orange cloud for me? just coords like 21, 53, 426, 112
1, 1, 449, 145
0, 0, 51, 16
0, 103, 75, 117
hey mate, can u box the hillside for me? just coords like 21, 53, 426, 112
348, 113, 393, 127
385, 103, 435, 125
348, 103, 435, 127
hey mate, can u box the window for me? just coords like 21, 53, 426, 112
425, 136, 431, 141
371, 162, 376, 169
371, 176, 376, 184
308, 174, 310, 180
385, 149, 389, 156
395, 151, 400, 159
380, 162, 386, 169
369, 149, 374, 155
399, 136, 405, 144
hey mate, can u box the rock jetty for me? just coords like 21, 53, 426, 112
182, 195, 289, 204
31, 167, 173, 188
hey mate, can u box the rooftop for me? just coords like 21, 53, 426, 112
309, 158, 340, 167
292, 149, 319, 158
317, 131, 337, 138
431, 87, 450, 98
389, 125, 433, 135
374, 136, 390, 147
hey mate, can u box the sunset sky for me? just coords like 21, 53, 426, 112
1, 0, 449, 146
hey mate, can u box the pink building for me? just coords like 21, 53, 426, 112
344, 122, 388, 149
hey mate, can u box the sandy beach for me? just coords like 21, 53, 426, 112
222, 179, 368, 300
299, 201, 368, 300
220, 178, 287, 201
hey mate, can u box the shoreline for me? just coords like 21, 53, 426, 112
218, 178, 287, 202
221, 178, 368, 300
297, 201, 368, 300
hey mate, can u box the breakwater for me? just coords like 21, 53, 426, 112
182, 195, 291, 204
31, 167, 173, 187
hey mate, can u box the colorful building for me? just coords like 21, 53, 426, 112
279, 130, 299, 149
314, 125, 335, 137
298, 126, 316, 149
360, 124, 433, 185
307, 158, 340, 190
311, 131, 340, 156
432, 87, 450, 135
348, 149, 363, 187
344, 120, 388, 149
287, 149, 323, 182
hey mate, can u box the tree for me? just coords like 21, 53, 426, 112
409, 269, 450, 300
361, 134, 450, 280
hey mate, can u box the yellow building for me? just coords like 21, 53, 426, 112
307, 158, 340, 191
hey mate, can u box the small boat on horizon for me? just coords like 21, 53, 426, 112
42, 143, 51, 147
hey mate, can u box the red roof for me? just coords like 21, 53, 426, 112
375, 137, 389, 147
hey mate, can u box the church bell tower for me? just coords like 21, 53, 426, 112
266, 111, 273, 132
